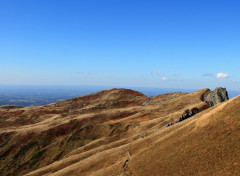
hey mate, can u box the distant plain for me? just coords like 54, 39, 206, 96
0, 85, 239, 107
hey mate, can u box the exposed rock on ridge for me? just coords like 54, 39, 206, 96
202, 87, 229, 106
165, 88, 228, 127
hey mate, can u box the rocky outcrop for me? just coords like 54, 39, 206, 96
202, 87, 229, 106
165, 88, 229, 128
165, 107, 205, 127
176, 108, 199, 123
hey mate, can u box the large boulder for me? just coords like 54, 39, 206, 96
202, 87, 229, 106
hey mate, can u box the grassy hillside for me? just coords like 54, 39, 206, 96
1, 88, 238, 176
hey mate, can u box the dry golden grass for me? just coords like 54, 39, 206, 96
0, 88, 239, 176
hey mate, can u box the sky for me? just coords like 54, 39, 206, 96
0, 0, 240, 90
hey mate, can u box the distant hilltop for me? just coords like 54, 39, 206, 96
1, 87, 240, 176
1, 85, 238, 107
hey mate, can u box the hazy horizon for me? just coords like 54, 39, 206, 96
0, 84, 239, 107
0, 83, 240, 91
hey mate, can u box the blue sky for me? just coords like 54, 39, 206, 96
0, 0, 240, 90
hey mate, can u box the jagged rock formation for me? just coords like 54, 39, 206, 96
1, 87, 240, 176
177, 108, 199, 122
165, 105, 209, 127
202, 87, 229, 106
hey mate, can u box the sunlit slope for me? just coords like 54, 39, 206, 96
0, 88, 234, 176
128, 95, 240, 176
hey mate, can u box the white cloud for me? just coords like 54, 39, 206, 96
216, 72, 232, 78
162, 76, 168, 81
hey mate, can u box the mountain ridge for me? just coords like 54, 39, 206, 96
1, 87, 238, 176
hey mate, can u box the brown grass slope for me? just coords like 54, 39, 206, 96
128, 96, 240, 176
0, 88, 147, 175
0, 88, 236, 176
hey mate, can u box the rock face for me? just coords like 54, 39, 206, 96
202, 87, 229, 106
177, 108, 199, 123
